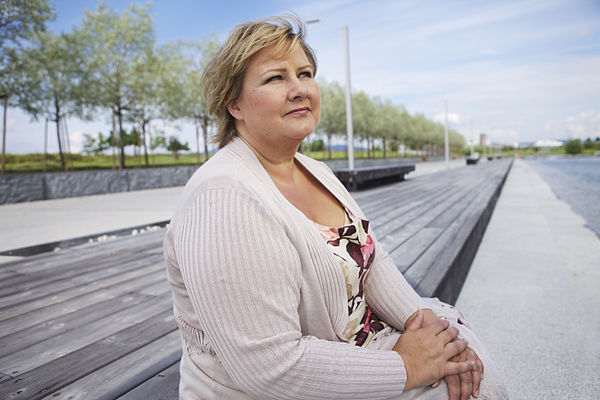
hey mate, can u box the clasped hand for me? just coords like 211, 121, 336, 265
393, 309, 482, 399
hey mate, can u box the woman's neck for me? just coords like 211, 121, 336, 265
238, 134, 300, 184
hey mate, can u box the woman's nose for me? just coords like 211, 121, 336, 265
288, 77, 309, 101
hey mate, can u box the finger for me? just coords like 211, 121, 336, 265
444, 338, 469, 359
471, 364, 482, 398
459, 371, 472, 400
444, 374, 460, 400
469, 350, 484, 397
405, 309, 424, 331
444, 360, 475, 377
438, 325, 460, 343
425, 319, 450, 335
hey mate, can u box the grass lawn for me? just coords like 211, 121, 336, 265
1, 145, 597, 173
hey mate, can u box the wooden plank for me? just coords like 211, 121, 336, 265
0, 311, 176, 400
0, 250, 162, 298
0, 292, 154, 358
404, 160, 512, 301
0, 261, 164, 320
0, 269, 162, 335
389, 227, 442, 272
0, 294, 172, 376
0, 230, 164, 272
0, 373, 11, 384
44, 331, 181, 400
377, 176, 487, 254
333, 165, 415, 190
116, 362, 180, 400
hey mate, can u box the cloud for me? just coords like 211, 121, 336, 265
433, 112, 464, 125
566, 111, 600, 139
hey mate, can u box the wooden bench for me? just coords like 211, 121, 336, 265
0, 158, 512, 399
333, 165, 415, 190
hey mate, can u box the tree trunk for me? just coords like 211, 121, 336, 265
1, 96, 7, 175
55, 103, 66, 171
62, 116, 71, 170
195, 118, 200, 165
111, 111, 117, 169
327, 133, 332, 159
118, 108, 125, 169
383, 137, 387, 158
141, 118, 149, 167
43, 118, 48, 171
202, 115, 209, 163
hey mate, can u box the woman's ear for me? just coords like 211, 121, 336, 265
227, 101, 242, 120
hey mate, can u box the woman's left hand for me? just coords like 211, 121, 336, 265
442, 346, 484, 400
415, 309, 484, 399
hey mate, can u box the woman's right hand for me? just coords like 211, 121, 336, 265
393, 310, 475, 391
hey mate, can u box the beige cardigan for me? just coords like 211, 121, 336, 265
163, 137, 424, 399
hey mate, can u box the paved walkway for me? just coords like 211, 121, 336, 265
456, 159, 600, 399
0, 187, 183, 263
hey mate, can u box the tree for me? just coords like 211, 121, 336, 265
17, 30, 85, 170
167, 136, 190, 159
352, 91, 376, 158
310, 138, 325, 152
74, 2, 155, 169
316, 79, 345, 159
161, 38, 220, 164
565, 139, 582, 155
372, 98, 400, 158
0, 0, 54, 173
129, 46, 162, 166
83, 132, 111, 155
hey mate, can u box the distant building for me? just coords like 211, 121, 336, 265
534, 139, 564, 148
518, 139, 565, 148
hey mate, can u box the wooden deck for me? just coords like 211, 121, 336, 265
0, 159, 512, 399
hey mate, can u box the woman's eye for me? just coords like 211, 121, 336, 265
299, 71, 313, 78
266, 75, 282, 83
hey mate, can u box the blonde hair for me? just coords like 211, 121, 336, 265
202, 15, 317, 148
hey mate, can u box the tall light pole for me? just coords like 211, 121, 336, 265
306, 19, 355, 170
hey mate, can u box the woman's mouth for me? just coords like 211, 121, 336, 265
285, 107, 311, 116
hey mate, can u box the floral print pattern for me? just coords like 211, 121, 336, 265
314, 208, 388, 347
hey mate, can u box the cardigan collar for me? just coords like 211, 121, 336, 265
225, 136, 354, 219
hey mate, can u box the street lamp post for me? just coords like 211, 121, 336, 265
306, 19, 355, 170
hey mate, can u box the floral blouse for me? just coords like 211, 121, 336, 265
313, 208, 388, 347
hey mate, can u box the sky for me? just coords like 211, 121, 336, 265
4, 0, 600, 154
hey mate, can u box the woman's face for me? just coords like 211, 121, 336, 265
227, 44, 321, 150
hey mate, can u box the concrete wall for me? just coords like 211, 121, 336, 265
1, 157, 434, 205
0, 166, 199, 205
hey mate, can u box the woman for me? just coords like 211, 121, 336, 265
163, 15, 508, 400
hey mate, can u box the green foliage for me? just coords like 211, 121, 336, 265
82, 132, 111, 155
150, 131, 167, 151
310, 139, 325, 152
73, 2, 155, 168
166, 136, 190, 159
564, 139, 582, 154
583, 138, 594, 150
0, 0, 55, 98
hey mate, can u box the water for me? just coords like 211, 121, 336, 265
526, 156, 600, 237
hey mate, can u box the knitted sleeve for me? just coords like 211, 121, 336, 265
174, 187, 408, 400
363, 240, 424, 331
